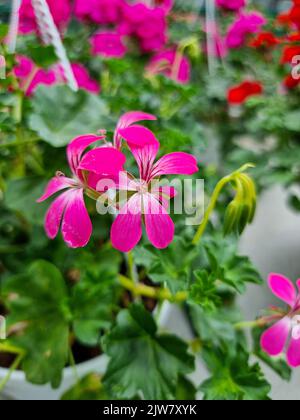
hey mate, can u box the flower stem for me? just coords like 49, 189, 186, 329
234, 319, 266, 330
118, 275, 188, 303
0, 343, 25, 392
192, 174, 232, 245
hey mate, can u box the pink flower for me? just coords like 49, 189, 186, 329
216, 0, 246, 11
90, 32, 128, 58
74, 0, 126, 25
54, 63, 100, 94
120, 3, 168, 53
19, 0, 71, 34
261, 274, 300, 368
147, 49, 191, 84
37, 135, 126, 248
14, 56, 57, 96
110, 128, 198, 252
14, 56, 100, 96
226, 12, 266, 49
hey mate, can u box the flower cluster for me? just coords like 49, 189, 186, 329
38, 112, 199, 251
13, 56, 100, 96
226, 12, 266, 49
261, 274, 300, 368
19, 0, 72, 34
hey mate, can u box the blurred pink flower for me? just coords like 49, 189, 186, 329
261, 274, 300, 368
204, 22, 228, 58
14, 56, 57, 96
216, 0, 246, 11
119, 3, 168, 53
74, 0, 126, 24
147, 49, 191, 84
37, 135, 126, 248
226, 12, 266, 49
110, 127, 198, 252
54, 63, 100, 94
14, 56, 100, 95
19, 0, 71, 34
90, 32, 128, 58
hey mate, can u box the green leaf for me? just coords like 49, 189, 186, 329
70, 249, 121, 346
252, 327, 292, 381
4, 177, 48, 226
61, 374, 110, 400
200, 346, 271, 401
102, 304, 195, 400
134, 237, 198, 293
284, 110, 300, 132
189, 303, 239, 348
175, 376, 197, 400
29, 85, 111, 147
189, 270, 221, 311
204, 235, 262, 293
3, 261, 70, 388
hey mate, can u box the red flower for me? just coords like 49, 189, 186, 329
281, 45, 300, 64
250, 32, 279, 48
228, 81, 263, 105
284, 74, 300, 89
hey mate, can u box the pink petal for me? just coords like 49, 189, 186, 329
151, 185, 178, 209
67, 134, 105, 175
260, 317, 291, 357
150, 152, 198, 179
37, 176, 75, 202
118, 125, 159, 148
143, 193, 175, 249
268, 273, 297, 307
297, 279, 300, 293
127, 136, 160, 181
44, 190, 70, 239
111, 194, 143, 252
114, 111, 157, 149
78, 147, 126, 176
61, 189, 92, 248
287, 337, 300, 367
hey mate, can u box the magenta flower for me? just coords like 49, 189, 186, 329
90, 32, 128, 59
14, 56, 100, 96
119, 3, 168, 53
147, 49, 191, 84
74, 0, 126, 25
19, 0, 71, 34
55, 63, 100, 94
261, 274, 300, 368
37, 135, 126, 248
110, 129, 198, 252
216, 0, 246, 11
226, 12, 266, 49
14, 56, 57, 97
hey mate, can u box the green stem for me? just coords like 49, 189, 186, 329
192, 174, 232, 245
118, 275, 188, 303
234, 320, 265, 330
0, 343, 25, 392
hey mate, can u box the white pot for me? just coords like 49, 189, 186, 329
0, 302, 173, 400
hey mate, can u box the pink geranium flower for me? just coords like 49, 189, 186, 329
74, 0, 126, 25
37, 135, 126, 248
90, 32, 128, 58
110, 128, 198, 252
19, 0, 71, 34
147, 49, 191, 84
119, 3, 168, 53
216, 0, 246, 11
14, 56, 57, 96
14, 56, 100, 96
261, 274, 300, 368
226, 12, 266, 49
55, 63, 100, 94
